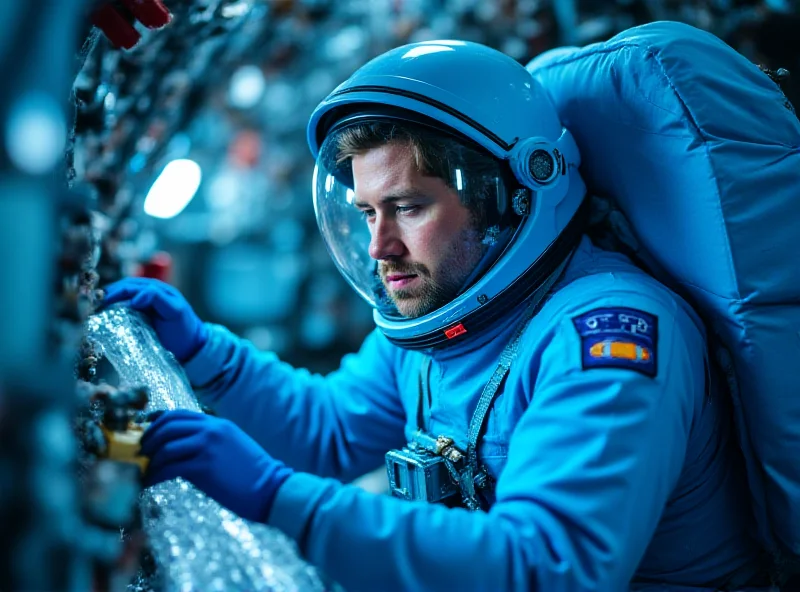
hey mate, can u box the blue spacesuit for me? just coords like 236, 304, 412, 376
182, 236, 763, 591
107, 20, 800, 592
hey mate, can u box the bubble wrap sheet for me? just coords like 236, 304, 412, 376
85, 306, 327, 592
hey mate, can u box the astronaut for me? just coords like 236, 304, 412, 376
104, 40, 770, 591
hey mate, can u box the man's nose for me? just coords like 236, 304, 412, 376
368, 216, 405, 260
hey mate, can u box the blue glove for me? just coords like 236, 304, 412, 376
139, 410, 293, 523
102, 277, 208, 363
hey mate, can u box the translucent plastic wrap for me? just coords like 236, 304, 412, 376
85, 305, 328, 592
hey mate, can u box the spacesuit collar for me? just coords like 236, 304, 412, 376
424, 297, 533, 362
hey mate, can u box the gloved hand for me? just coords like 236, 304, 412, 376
140, 410, 293, 523
103, 277, 208, 363
91, 0, 172, 50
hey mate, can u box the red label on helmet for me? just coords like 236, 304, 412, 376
444, 324, 467, 339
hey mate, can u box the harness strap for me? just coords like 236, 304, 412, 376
415, 253, 573, 510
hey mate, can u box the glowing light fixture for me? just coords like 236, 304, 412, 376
144, 159, 202, 219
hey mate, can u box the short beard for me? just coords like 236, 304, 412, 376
380, 225, 486, 319
390, 272, 458, 319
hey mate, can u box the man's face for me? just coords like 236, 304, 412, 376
352, 142, 485, 318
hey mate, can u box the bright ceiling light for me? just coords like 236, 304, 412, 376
144, 159, 202, 219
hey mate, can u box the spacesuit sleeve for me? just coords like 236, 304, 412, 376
182, 325, 407, 481
265, 289, 702, 592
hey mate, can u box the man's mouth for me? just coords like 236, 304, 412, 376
384, 273, 418, 289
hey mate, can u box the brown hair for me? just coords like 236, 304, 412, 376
335, 122, 452, 180
332, 120, 507, 218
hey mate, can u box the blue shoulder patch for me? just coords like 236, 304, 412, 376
571, 307, 658, 378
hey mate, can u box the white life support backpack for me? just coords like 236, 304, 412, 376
527, 20, 800, 568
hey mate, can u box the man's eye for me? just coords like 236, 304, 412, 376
360, 209, 376, 219
396, 205, 419, 215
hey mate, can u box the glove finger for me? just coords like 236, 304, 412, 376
119, 0, 172, 29
144, 435, 204, 487
144, 409, 166, 423
128, 289, 172, 321
104, 277, 158, 295
130, 288, 186, 322
149, 290, 185, 321
134, 277, 179, 299
148, 408, 206, 427
101, 284, 146, 308
139, 411, 206, 455
140, 410, 205, 448
91, 3, 141, 49
146, 408, 207, 429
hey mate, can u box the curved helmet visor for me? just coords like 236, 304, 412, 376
312, 118, 519, 317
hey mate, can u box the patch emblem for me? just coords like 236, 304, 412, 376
572, 307, 658, 377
